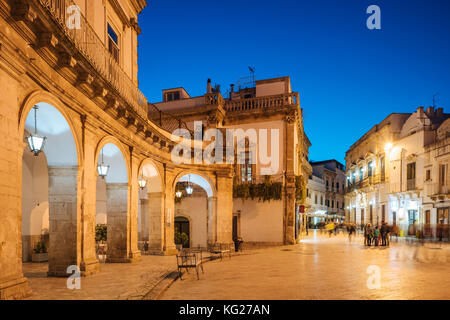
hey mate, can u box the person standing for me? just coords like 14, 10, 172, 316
381, 222, 388, 246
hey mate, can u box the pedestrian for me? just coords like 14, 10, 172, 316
374, 226, 380, 246
364, 223, 372, 246
380, 222, 388, 246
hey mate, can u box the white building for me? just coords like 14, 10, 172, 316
345, 107, 449, 238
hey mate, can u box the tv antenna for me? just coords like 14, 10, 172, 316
433, 92, 440, 108
248, 66, 256, 84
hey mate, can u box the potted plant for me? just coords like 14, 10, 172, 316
32, 241, 48, 262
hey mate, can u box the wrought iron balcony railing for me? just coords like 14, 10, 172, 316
37, 0, 148, 120
346, 174, 386, 193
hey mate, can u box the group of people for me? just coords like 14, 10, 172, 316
363, 222, 391, 246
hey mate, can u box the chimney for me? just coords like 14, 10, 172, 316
436, 108, 443, 118
207, 79, 212, 94
417, 106, 424, 115
425, 106, 434, 118
230, 84, 234, 101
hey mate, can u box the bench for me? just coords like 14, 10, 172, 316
176, 250, 204, 280
209, 243, 232, 261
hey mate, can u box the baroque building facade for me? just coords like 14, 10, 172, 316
152, 76, 311, 247
345, 106, 449, 238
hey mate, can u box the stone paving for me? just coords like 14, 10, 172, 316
161, 232, 450, 300
24, 255, 177, 300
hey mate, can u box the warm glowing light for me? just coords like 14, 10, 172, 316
186, 185, 194, 195
384, 142, 393, 152
175, 191, 183, 198
138, 176, 147, 189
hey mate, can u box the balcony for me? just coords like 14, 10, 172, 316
426, 183, 450, 200
345, 174, 386, 193
407, 178, 416, 191
34, 0, 148, 120
222, 93, 299, 113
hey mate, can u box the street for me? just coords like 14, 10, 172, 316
161, 232, 450, 300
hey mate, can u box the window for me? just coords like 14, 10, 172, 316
107, 24, 120, 63
325, 199, 330, 207
368, 161, 373, 177
440, 164, 447, 186
426, 169, 431, 181
336, 201, 339, 209
332, 200, 334, 208
336, 182, 340, 192
315, 194, 318, 204
321, 196, 323, 205
407, 162, 416, 190
407, 162, 416, 180
359, 167, 364, 181
352, 172, 356, 184
164, 91, 181, 102
240, 151, 253, 182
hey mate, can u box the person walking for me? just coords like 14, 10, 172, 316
381, 222, 388, 246
364, 223, 372, 246
374, 226, 380, 246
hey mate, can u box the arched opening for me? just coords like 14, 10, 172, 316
137, 161, 162, 254
22, 102, 78, 276
174, 173, 215, 249
95, 142, 128, 263
175, 216, 190, 249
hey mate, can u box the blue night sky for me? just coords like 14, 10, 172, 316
137, 0, 450, 164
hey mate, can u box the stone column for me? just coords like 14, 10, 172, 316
148, 192, 165, 254
139, 198, 149, 241
79, 118, 100, 276
106, 183, 129, 262
47, 166, 78, 277
215, 173, 233, 245
128, 153, 141, 262
207, 196, 217, 245
163, 190, 178, 255
284, 177, 297, 245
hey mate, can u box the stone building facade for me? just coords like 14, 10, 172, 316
152, 76, 311, 246
306, 160, 346, 225
345, 107, 449, 237
0, 0, 235, 299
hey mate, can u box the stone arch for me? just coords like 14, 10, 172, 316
18, 90, 82, 165
19, 95, 80, 276
172, 171, 216, 248
172, 170, 216, 198
94, 136, 130, 262
137, 159, 164, 245
94, 136, 131, 184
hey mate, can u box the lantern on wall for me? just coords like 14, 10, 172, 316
26, 105, 47, 156
97, 149, 110, 178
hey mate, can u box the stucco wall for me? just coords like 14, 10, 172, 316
234, 199, 283, 243
175, 196, 208, 248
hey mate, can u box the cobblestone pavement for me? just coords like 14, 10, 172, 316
24, 255, 177, 300
160, 232, 450, 300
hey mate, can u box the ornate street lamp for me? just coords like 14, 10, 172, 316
175, 191, 183, 198
97, 149, 110, 178
26, 105, 47, 156
139, 176, 147, 189
185, 175, 193, 195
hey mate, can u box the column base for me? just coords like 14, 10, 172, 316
0, 276, 32, 300
80, 258, 101, 276
129, 250, 142, 263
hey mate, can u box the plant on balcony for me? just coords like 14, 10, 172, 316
233, 176, 283, 202
95, 224, 107, 242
